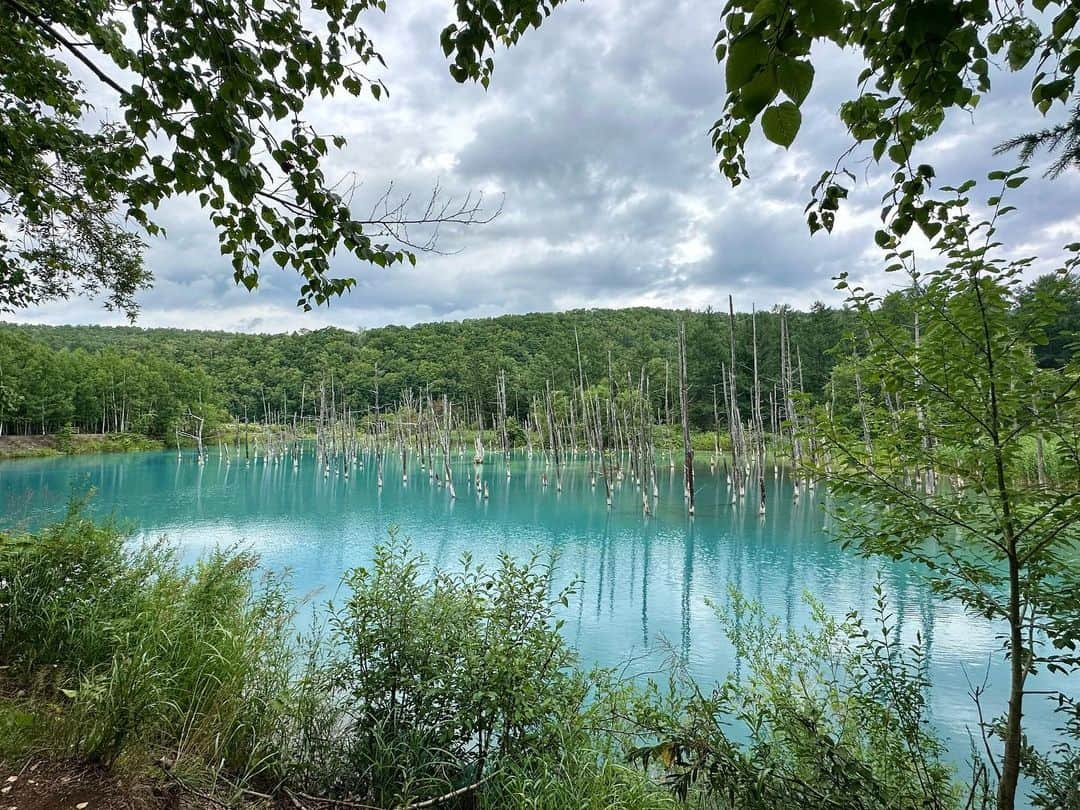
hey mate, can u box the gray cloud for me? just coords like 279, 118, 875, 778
8, 0, 1078, 332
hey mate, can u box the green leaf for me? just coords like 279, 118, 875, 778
761, 102, 801, 147
918, 220, 941, 239
726, 36, 769, 91
806, 0, 845, 37
777, 58, 814, 105
750, 0, 778, 25
440, 25, 456, 57
742, 67, 779, 116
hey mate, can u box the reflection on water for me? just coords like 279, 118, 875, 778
0, 447, 1069, 766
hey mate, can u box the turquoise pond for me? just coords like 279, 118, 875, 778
1, 446, 1071, 776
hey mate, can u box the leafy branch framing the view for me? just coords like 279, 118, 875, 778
442, 0, 1079, 244
0, 0, 508, 317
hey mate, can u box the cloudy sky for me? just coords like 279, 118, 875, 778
12, 0, 1080, 332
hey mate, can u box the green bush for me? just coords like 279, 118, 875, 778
616, 584, 974, 809
0, 510, 618, 806
481, 727, 681, 810
1023, 695, 1080, 809
478, 679, 682, 810
56, 423, 75, 454
288, 538, 582, 805
0, 501, 167, 675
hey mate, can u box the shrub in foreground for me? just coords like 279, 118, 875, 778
616, 586, 977, 809
0, 508, 653, 806
285, 539, 584, 805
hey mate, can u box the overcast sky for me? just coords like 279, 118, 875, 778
11, 0, 1080, 332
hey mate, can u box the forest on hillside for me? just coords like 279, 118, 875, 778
0, 304, 841, 436
2, 277, 1075, 440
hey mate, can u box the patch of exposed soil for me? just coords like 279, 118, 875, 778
0, 761, 179, 810
0, 435, 59, 456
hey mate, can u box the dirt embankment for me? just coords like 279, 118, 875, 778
0, 435, 61, 459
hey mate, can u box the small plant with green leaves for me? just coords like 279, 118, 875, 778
818, 170, 1080, 810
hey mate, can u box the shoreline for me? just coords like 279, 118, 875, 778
0, 433, 165, 461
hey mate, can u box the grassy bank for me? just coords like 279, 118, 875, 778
0, 433, 165, 460
0, 506, 678, 808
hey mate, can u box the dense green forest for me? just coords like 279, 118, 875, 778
2, 278, 1075, 440
0, 305, 847, 436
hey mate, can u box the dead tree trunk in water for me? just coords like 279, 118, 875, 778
727, 297, 744, 499
752, 306, 766, 515
544, 381, 563, 492
677, 318, 694, 515
441, 395, 456, 499
780, 310, 803, 497
497, 369, 511, 479
473, 404, 485, 466
398, 394, 410, 484
720, 363, 735, 502
178, 410, 206, 464
593, 394, 613, 507
372, 366, 383, 488
636, 368, 653, 516
712, 383, 721, 467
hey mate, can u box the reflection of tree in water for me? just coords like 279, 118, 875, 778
595, 515, 609, 619
607, 523, 617, 616
920, 579, 936, 681
573, 538, 586, 653
782, 467, 797, 632
680, 518, 695, 666
731, 499, 745, 685
641, 526, 651, 648
194, 456, 205, 511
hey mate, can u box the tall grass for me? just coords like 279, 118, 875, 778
0, 501, 294, 786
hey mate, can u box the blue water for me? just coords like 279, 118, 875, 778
1, 447, 1069, 789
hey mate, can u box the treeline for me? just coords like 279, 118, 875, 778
0, 330, 224, 437
0, 306, 846, 437
1, 277, 1074, 439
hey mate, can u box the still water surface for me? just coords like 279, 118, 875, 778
1, 447, 1068, 779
